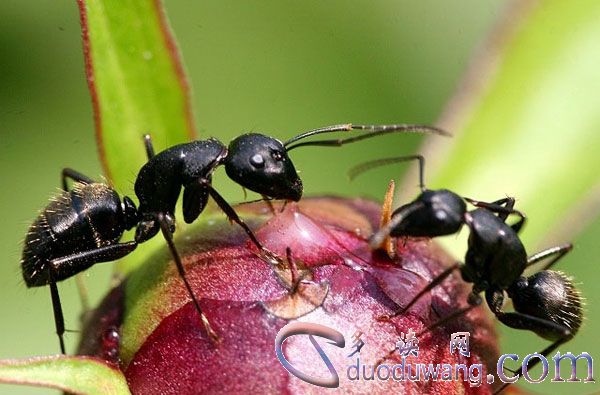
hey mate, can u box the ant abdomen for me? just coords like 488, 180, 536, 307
22, 212, 55, 287
508, 270, 583, 341
22, 183, 131, 287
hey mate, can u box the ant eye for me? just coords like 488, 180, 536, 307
271, 150, 283, 161
435, 210, 447, 220
250, 154, 265, 168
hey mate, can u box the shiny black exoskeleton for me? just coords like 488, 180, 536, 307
22, 169, 139, 354
133, 123, 450, 247
350, 155, 526, 247
23, 165, 223, 353
23, 123, 448, 353
352, 156, 583, 394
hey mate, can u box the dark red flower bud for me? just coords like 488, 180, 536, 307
79, 197, 499, 394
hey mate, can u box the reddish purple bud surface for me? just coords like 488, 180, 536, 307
80, 197, 499, 394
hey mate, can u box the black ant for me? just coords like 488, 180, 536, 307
351, 155, 583, 394
22, 123, 448, 354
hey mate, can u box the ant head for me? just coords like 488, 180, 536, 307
369, 189, 466, 249
392, 189, 467, 238
507, 271, 583, 341
225, 133, 302, 201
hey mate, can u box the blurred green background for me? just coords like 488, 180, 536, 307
0, 1, 597, 394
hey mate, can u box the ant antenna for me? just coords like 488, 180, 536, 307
283, 124, 353, 146
284, 124, 450, 151
348, 155, 426, 191
380, 262, 461, 321
236, 197, 277, 206
417, 303, 479, 337
143, 134, 155, 158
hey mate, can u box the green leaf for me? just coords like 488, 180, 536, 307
412, 1, 600, 252
77, 0, 196, 274
0, 356, 131, 395
77, 0, 195, 189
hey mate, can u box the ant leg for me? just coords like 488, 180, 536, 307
485, 197, 515, 209
526, 243, 573, 270
61, 168, 95, 191
381, 262, 461, 320
486, 197, 524, 229
376, 290, 481, 365
50, 244, 138, 338
349, 155, 426, 192
207, 186, 261, 248
284, 124, 450, 151
416, 292, 483, 336
206, 185, 282, 264
142, 134, 155, 159
486, 197, 516, 220
486, 289, 573, 394
47, 271, 66, 354
50, 242, 137, 338
464, 197, 517, 215
375, 280, 484, 365
50, 242, 137, 278
156, 212, 220, 343
496, 312, 570, 342
60, 168, 98, 313
487, 289, 571, 338
464, 197, 526, 233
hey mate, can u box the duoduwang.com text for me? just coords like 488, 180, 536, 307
347, 358, 489, 387
347, 352, 595, 387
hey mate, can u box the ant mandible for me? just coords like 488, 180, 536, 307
351, 155, 583, 394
